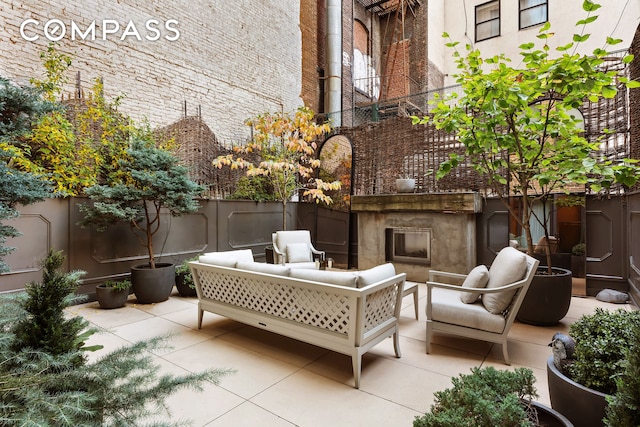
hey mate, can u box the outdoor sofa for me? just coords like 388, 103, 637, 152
189, 249, 406, 388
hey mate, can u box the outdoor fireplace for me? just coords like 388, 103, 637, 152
385, 227, 432, 265
351, 193, 481, 281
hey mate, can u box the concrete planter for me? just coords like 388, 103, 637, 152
546, 356, 608, 427
131, 263, 175, 304
395, 178, 415, 193
517, 267, 572, 326
95, 284, 130, 309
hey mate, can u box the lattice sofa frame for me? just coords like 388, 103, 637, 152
189, 261, 406, 388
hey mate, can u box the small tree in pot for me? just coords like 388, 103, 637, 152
80, 130, 203, 303
413, 1, 640, 325
413, 1, 640, 271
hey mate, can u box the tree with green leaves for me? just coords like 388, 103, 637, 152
79, 131, 204, 269
213, 106, 341, 230
0, 249, 230, 426
0, 77, 52, 273
413, 0, 640, 271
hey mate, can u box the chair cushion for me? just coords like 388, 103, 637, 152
286, 243, 312, 263
236, 261, 290, 276
199, 249, 254, 267
482, 247, 528, 314
289, 268, 359, 287
460, 265, 490, 304
430, 288, 506, 334
356, 263, 396, 288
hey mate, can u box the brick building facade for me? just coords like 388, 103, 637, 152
0, 1, 304, 144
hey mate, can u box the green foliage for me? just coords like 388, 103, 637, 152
568, 308, 640, 395
25, 44, 100, 196
103, 278, 131, 291
605, 321, 640, 426
228, 175, 277, 202
0, 250, 231, 426
10, 249, 97, 364
79, 134, 204, 268
412, 1, 640, 265
0, 77, 52, 273
414, 366, 538, 427
175, 256, 199, 289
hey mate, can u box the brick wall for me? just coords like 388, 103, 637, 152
0, 1, 303, 144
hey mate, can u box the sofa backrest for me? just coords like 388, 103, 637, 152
199, 249, 254, 267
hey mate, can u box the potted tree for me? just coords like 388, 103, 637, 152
414, 366, 572, 426
95, 278, 131, 309
413, 1, 640, 325
547, 308, 640, 427
80, 131, 203, 304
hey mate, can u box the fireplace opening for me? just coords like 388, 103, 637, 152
385, 227, 432, 265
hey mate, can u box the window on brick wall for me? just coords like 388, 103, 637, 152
519, 0, 548, 29
353, 20, 379, 100
475, 0, 500, 42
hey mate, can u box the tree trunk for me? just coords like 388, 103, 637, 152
282, 199, 287, 231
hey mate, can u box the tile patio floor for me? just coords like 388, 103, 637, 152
66, 283, 632, 427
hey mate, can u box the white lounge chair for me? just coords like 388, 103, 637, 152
425, 247, 539, 364
272, 230, 325, 266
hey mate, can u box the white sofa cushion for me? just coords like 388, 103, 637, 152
356, 263, 396, 288
236, 261, 290, 276
286, 243, 312, 263
431, 288, 506, 334
460, 265, 490, 304
289, 268, 359, 288
199, 249, 254, 267
482, 247, 528, 314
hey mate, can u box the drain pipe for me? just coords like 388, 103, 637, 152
326, 0, 342, 127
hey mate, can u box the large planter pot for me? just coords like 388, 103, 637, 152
175, 271, 197, 297
517, 267, 572, 326
95, 284, 130, 309
131, 263, 175, 304
531, 400, 574, 427
547, 356, 608, 427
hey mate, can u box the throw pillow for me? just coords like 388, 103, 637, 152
286, 243, 312, 263
482, 247, 528, 314
460, 265, 490, 304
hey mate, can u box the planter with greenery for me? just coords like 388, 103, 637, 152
413, 1, 639, 325
548, 308, 640, 426
96, 279, 131, 309
0, 249, 230, 425
414, 366, 572, 427
80, 131, 203, 304
175, 256, 198, 297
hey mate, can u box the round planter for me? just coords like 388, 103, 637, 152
131, 263, 175, 304
395, 178, 415, 193
517, 267, 572, 326
531, 401, 573, 427
546, 355, 608, 427
175, 271, 197, 297
96, 284, 130, 309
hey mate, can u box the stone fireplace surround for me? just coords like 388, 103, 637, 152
351, 193, 481, 282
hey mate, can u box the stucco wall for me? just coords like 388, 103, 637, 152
0, 1, 303, 144
439, 0, 640, 86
